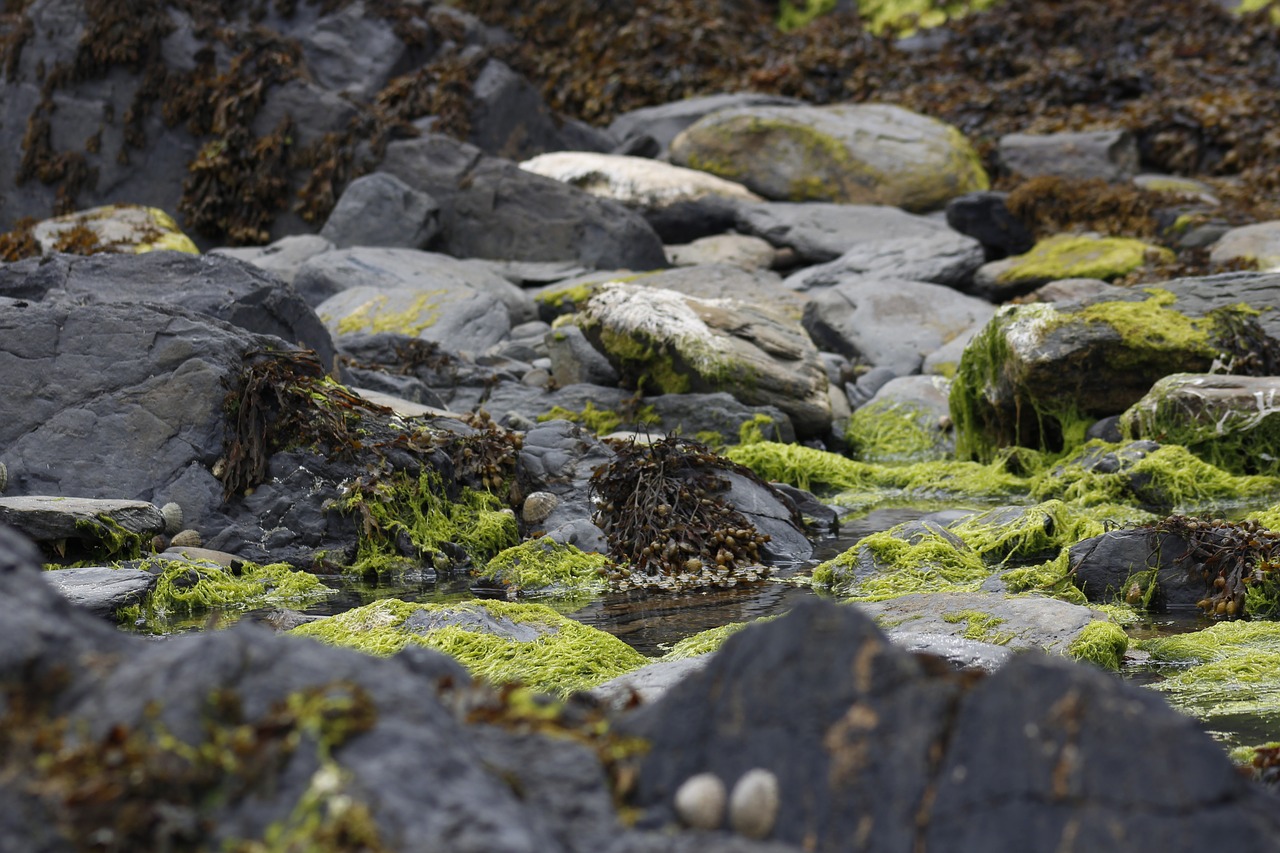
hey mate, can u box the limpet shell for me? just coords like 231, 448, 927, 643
169, 529, 202, 548
729, 768, 779, 839
160, 502, 184, 535
521, 491, 559, 524
674, 772, 726, 831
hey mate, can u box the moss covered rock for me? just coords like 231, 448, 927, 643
473, 536, 610, 609
1121, 373, 1280, 477
31, 204, 199, 256
973, 234, 1172, 300
669, 103, 988, 212
949, 289, 1267, 461
290, 598, 647, 696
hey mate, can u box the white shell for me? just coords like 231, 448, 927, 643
674, 772, 726, 831
169, 529, 202, 548
729, 768, 780, 839
160, 502, 184, 535
521, 491, 559, 524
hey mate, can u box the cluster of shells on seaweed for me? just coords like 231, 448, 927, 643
1154, 514, 1280, 617
590, 435, 773, 593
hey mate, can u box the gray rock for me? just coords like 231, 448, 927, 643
296, 1, 406, 100
1070, 526, 1212, 610
802, 277, 995, 375
783, 228, 985, 291
379, 135, 668, 270
718, 470, 813, 565
736, 202, 948, 265
670, 103, 988, 211
607, 93, 806, 158
42, 565, 158, 618
211, 235, 335, 286
591, 656, 712, 710
887, 632, 1013, 672
851, 374, 955, 461
0, 251, 338, 371
998, 129, 1140, 182
546, 325, 620, 388
319, 172, 441, 250
0, 496, 164, 544
1154, 271, 1280, 341
666, 234, 778, 270
517, 419, 618, 549
469, 58, 613, 161
1208, 220, 1280, 270
624, 263, 807, 319
944, 191, 1036, 258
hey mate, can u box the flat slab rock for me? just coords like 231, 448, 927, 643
41, 566, 157, 618
855, 590, 1104, 657
0, 496, 165, 542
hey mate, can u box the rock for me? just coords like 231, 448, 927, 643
622, 599, 1280, 850
607, 93, 806, 157
1120, 373, 1280, 476
782, 228, 984, 291
468, 58, 613, 161
319, 172, 441, 250
673, 773, 727, 831
545, 325, 620, 388
887, 632, 1013, 672
848, 375, 955, 462
1155, 271, 1280, 341
944, 191, 1037, 258
295, 2, 406, 100
736, 201, 962, 265
1026, 277, 1124, 304
591, 656, 712, 710
31, 204, 199, 255
666, 234, 778, 270
41, 565, 158, 618
211, 235, 335, 286
971, 234, 1174, 301
623, 263, 806, 319
301, 247, 534, 352
1069, 527, 1207, 610
1133, 173, 1220, 203
997, 129, 1140, 182
949, 291, 1267, 460
379, 134, 668, 270
801, 277, 995, 375
338, 331, 521, 413
1208, 220, 1280, 270
516, 419, 617, 551
576, 283, 832, 438
728, 769, 780, 840
670, 103, 988, 211
0, 251, 338, 370
717, 469, 812, 565
520, 151, 761, 243
0, 497, 163, 548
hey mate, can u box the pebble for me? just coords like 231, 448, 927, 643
729, 768, 780, 839
674, 772, 726, 831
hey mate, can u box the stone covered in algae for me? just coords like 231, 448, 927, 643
31, 204, 199, 256
1121, 373, 1280, 477
975, 233, 1171, 292
846, 397, 952, 464
473, 536, 611, 609
948, 289, 1258, 461
290, 598, 648, 697
669, 103, 988, 212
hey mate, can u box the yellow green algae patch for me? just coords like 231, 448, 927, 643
846, 400, 948, 463
994, 234, 1172, 285
941, 609, 1014, 644
1065, 620, 1129, 671
1141, 621, 1280, 723
1028, 441, 1280, 510
120, 558, 335, 633
474, 537, 611, 610
658, 616, 780, 661
34, 204, 199, 256
812, 525, 991, 600
341, 471, 518, 574
777, 0, 999, 34
1001, 550, 1088, 605
291, 599, 648, 697
330, 290, 447, 337
947, 499, 1110, 564
535, 401, 660, 437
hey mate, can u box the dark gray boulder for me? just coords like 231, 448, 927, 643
41, 565, 158, 618
1070, 527, 1207, 610
944, 191, 1036, 259
622, 598, 1280, 852
379, 135, 667, 270
469, 58, 614, 160
782, 229, 985, 292
319, 172, 441, 249
736, 202, 947, 265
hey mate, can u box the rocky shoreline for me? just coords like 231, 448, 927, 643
4, 1, 1280, 850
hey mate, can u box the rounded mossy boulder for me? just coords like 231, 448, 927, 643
669, 103, 988, 212
473, 537, 611, 608
32, 204, 199, 256
977, 234, 1172, 290
1065, 620, 1129, 671
290, 598, 648, 697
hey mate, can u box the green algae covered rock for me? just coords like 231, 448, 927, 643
1121, 374, 1280, 477
974, 234, 1172, 298
949, 289, 1262, 461
31, 204, 199, 256
474, 536, 610, 610
290, 598, 647, 696
669, 103, 988, 212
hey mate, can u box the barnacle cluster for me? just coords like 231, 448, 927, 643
1152, 514, 1280, 618
590, 435, 773, 592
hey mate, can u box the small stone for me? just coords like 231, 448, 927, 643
729, 768, 780, 839
674, 772, 726, 831
160, 502, 184, 535
169, 529, 202, 548
521, 491, 559, 524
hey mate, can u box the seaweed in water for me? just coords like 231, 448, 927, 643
1150, 514, 1280, 619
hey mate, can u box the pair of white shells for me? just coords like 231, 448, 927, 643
674, 768, 779, 839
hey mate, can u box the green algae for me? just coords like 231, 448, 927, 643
291, 598, 647, 697
1066, 620, 1128, 671
846, 400, 947, 463
948, 499, 1109, 564
1142, 621, 1280, 722
659, 618, 774, 660
535, 401, 660, 436
341, 470, 518, 574
1000, 550, 1089, 605
814, 525, 991, 600
120, 558, 334, 633
941, 609, 1014, 644
72, 514, 146, 562
995, 234, 1172, 285
330, 291, 447, 337
776, 0, 836, 31
474, 537, 611, 609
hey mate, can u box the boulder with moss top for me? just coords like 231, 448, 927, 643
574, 283, 832, 438
971, 234, 1174, 301
948, 289, 1277, 461
846, 375, 954, 463
1121, 373, 1280, 477
30, 204, 199, 255
669, 103, 989, 211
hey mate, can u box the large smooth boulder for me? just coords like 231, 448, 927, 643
997, 129, 1140, 182
802, 277, 995, 375
379, 135, 668, 270
735, 202, 953, 265
574, 283, 832, 438
30, 204, 199, 255
622, 599, 1280, 851
669, 103, 989, 211
783, 229, 984, 292
1208, 220, 1280, 270
319, 172, 441, 249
